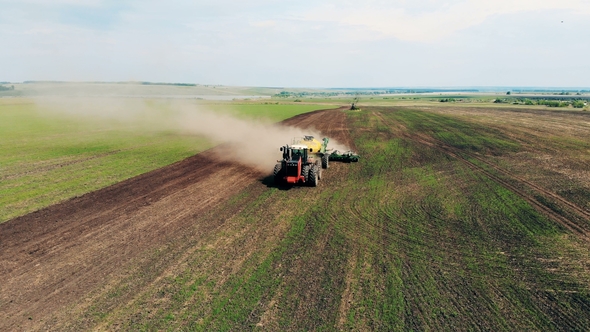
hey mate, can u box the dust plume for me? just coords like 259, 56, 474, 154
34, 95, 349, 172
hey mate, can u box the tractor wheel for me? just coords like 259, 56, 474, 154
322, 153, 329, 169
273, 163, 282, 184
302, 165, 310, 181
309, 165, 319, 187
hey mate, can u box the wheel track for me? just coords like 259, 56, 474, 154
424, 136, 589, 239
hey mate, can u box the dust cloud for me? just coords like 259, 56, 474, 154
34, 95, 349, 172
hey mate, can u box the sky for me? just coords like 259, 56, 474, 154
1, 0, 589, 87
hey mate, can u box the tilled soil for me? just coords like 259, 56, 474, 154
3, 105, 589, 331
0, 107, 350, 331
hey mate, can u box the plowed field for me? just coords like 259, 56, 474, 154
2, 106, 590, 331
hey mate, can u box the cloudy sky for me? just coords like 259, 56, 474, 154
1, 0, 589, 87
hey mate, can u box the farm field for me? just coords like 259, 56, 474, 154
0, 98, 326, 222
1, 104, 590, 330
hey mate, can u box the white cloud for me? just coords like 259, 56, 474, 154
301, 0, 590, 42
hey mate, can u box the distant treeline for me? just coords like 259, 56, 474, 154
494, 97, 588, 108
524, 95, 587, 100
333, 88, 480, 93
275, 91, 341, 97
0, 85, 15, 91
274, 89, 480, 98
512, 89, 590, 93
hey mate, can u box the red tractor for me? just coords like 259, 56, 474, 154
273, 136, 329, 187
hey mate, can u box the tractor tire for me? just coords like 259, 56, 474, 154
273, 163, 282, 176
273, 163, 282, 184
302, 165, 310, 181
322, 153, 329, 169
309, 165, 319, 187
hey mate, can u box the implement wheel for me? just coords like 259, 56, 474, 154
309, 165, 319, 187
322, 153, 329, 169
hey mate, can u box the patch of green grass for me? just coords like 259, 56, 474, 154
0, 99, 326, 222
0, 102, 211, 222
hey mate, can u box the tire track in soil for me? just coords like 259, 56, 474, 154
423, 136, 590, 241
0, 107, 348, 331
372, 110, 590, 242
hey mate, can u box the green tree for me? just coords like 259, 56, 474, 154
572, 101, 585, 108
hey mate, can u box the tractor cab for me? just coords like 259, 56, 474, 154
289, 145, 308, 162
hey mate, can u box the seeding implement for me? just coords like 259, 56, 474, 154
329, 150, 360, 163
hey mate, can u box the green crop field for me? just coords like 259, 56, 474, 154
51, 105, 590, 331
0, 98, 328, 223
